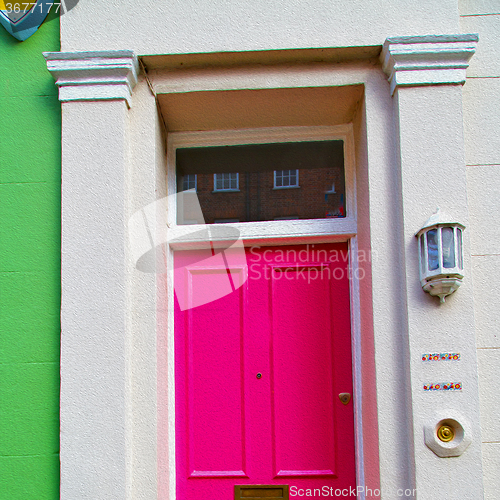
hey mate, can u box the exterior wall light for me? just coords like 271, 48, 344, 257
416, 209, 465, 303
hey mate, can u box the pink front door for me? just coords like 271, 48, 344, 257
175, 243, 356, 499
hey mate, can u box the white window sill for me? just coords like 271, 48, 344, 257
272, 185, 300, 190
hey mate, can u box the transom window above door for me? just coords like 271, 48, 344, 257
175, 136, 346, 225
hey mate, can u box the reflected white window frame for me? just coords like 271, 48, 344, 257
274, 169, 299, 189
182, 174, 197, 192
213, 172, 239, 192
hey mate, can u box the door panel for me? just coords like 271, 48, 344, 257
187, 280, 246, 477
175, 243, 355, 500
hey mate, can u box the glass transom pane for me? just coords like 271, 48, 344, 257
176, 140, 345, 224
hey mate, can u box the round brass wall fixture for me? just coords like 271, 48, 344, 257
424, 413, 472, 458
437, 424, 455, 442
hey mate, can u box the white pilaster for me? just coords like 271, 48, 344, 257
43, 50, 139, 108
43, 50, 154, 500
382, 34, 484, 499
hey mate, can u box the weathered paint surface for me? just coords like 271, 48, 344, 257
175, 243, 355, 499
0, 12, 60, 500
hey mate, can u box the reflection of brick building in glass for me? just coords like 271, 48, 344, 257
177, 141, 346, 224
193, 168, 345, 223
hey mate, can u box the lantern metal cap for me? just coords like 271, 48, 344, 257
416, 208, 465, 236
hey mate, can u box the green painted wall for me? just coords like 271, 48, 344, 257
0, 13, 60, 500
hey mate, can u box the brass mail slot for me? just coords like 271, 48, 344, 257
235, 485, 289, 499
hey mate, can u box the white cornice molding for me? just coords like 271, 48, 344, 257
381, 34, 478, 95
43, 50, 139, 108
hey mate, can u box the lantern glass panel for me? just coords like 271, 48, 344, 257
457, 228, 463, 269
420, 234, 426, 274
427, 229, 439, 271
442, 227, 455, 268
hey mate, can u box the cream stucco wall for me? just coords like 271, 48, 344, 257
460, 2, 500, 499
60, 0, 460, 55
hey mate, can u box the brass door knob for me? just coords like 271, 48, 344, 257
339, 393, 351, 405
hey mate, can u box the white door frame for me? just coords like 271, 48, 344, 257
47, 50, 411, 500
163, 124, 366, 499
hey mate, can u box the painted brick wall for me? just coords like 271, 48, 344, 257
0, 14, 60, 500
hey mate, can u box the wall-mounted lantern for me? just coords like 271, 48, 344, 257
416, 209, 465, 303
